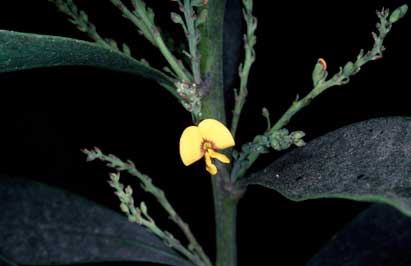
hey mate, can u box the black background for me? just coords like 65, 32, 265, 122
0, 0, 410, 265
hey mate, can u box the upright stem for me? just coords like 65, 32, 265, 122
212, 171, 239, 266
198, 1, 239, 266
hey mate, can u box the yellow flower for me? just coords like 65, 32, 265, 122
179, 119, 235, 175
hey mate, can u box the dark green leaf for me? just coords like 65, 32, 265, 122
0, 177, 192, 266
307, 203, 411, 266
0, 30, 174, 88
243, 117, 411, 216
0, 253, 19, 266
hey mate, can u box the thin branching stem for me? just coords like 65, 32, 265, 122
183, 0, 202, 84
107, 172, 203, 265
230, 0, 257, 138
83, 148, 212, 266
49, 0, 124, 52
232, 7, 404, 181
109, 0, 191, 81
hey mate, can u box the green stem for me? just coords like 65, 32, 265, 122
154, 33, 190, 81
233, 7, 404, 181
198, 1, 239, 265
109, 0, 154, 44
51, 0, 117, 51
230, 0, 256, 138
212, 171, 239, 266
133, 0, 190, 81
183, 0, 202, 84
83, 149, 211, 266
111, 0, 190, 81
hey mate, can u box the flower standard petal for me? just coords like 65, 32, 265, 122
179, 125, 204, 166
198, 119, 235, 149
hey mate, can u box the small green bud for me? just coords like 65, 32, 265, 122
270, 139, 281, 151
107, 180, 115, 188
128, 216, 137, 223
290, 131, 305, 141
294, 139, 306, 147
253, 135, 265, 145
343, 61, 354, 76
120, 203, 129, 214
270, 129, 292, 151
140, 201, 148, 215
389, 4, 408, 23
170, 12, 183, 24
122, 43, 131, 56
278, 128, 290, 137
262, 107, 270, 118
125, 185, 133, 195
312, 58, 328, 86
110, 172, 120, 182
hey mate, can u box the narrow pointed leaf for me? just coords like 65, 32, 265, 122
0, 30, 174, 87
307, 203, 411, 266
0, 177, 192, 266
244, 117, 411, 216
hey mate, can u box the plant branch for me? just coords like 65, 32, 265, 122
106, 172, 202, 265
230, 0, 257, 138
182, 0, 203, 84
83, 148, 212, 266
109, 0, 191, 81
231, 5, 408, 181
109, 0, 154, 45
49, 0, 130, 55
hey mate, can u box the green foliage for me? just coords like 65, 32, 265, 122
308, 204, 411, 266
0, 254, 18, 266
243, 117, 411, 217
0, 177, 192, 266
0, 30, 178, 97
0, 1, 409, 266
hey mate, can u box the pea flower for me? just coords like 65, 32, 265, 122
179, 119, 235, 175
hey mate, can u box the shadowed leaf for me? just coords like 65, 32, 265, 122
0, 253, 19, 266
243, 117, 411, 216
307, 203, 411, 266
0, 177, 192, 266
0, 30, 174, 88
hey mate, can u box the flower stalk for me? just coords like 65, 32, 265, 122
48, 0, 130, 54
83, 148, 212, 266
230, 0, 257, 138
109, 0, 191, 81
232, 6, 408, 181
